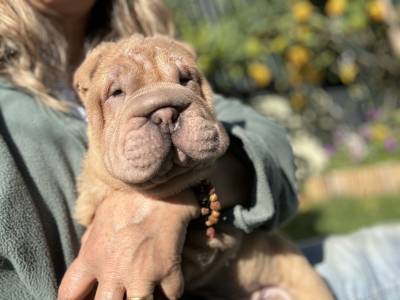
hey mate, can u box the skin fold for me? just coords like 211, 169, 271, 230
58, 35, 335, 300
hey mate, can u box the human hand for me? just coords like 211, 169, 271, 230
58, 189, 200, 300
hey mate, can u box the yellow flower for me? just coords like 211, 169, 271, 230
325, 0, 347, 17
338, 62, 359, 84
287, 45, 311, 68
290, 93, 307, 111
292, 1, 314, 23
248, 63, 272, 87
371, 123, 391, 142
367, 0, 385, 22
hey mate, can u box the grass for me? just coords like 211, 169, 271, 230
282, 194, 400, 241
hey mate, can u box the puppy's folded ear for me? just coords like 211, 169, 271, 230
73, 42, 114, 102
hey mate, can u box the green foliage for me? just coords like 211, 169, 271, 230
167, 0, 400, 107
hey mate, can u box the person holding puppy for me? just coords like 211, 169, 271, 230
0, 0, 298, 299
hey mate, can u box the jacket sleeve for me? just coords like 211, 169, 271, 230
214, 94, 298, 233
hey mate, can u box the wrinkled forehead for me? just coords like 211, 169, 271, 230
96, 38, 196, 76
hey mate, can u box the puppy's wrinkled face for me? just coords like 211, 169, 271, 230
74, 35, 229, 191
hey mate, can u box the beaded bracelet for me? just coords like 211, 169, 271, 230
194, 179, 221, 239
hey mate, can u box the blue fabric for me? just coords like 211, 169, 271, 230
300, 238, 325, 266
316, 223, 400, 300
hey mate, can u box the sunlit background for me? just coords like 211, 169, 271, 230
167, 0, 400, 241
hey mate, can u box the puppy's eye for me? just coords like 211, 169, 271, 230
179, 71, 192, 86
110, 88, 124, 98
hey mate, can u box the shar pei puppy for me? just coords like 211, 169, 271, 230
72, 34, 333, 300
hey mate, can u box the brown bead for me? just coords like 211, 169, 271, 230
211, 210, 220, 218
210, 201, 221, 211
201, 207, 210, 215
209, 194, 218, 202
206, 217, 218, 226
208, 215, 219, 224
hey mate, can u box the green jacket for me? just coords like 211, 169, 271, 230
0, 78, 297, 299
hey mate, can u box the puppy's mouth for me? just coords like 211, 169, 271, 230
104, 83, 229, 189
154, 148, 191, 178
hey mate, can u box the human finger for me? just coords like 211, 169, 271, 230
58, 259, 96, 300
125, 280, 155, 300
159, 268, 184, 300
94, 282, 125, 300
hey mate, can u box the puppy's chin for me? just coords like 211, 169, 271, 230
135, 163, 214, 197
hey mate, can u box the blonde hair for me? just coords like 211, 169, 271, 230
0, 0, 175, 111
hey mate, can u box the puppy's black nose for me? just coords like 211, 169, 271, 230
150, 107, 179, 127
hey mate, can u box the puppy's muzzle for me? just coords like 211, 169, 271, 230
104, 82, 225, 187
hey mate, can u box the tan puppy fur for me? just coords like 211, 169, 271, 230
74, 34, 333, 300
